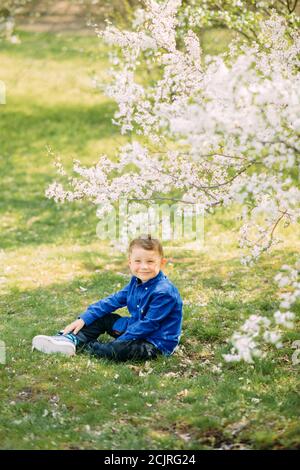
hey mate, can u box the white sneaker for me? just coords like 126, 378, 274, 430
32, 335, 76, 356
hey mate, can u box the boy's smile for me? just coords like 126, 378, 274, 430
128, 247, 167, 283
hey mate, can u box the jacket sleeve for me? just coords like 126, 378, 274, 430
115, 291, 176, 341
79, 282, 130, 326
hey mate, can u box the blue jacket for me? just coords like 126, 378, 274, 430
79, 271, 183, 356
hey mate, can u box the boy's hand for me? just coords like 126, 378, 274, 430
63, 319, 85, 335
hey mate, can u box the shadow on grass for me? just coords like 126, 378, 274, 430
0, 101, 118, 158
0, 30, 103, 62
1, 270, 130, 331
0, 198, 99, 249
0, 99, 122, 249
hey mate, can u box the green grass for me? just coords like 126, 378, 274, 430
0, 30, 300, 450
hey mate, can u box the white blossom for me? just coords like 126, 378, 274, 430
224, 260, 299, 363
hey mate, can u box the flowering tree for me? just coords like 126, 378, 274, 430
0, 0, 33, 43
178, 0, 300, 42
48, 0, 300, 262
46, 0, 300, 363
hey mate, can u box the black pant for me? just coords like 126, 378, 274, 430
75, 313, 162, 362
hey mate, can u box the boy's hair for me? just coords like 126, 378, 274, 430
129, 234, 164, 257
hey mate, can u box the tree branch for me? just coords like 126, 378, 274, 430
127, 196, 222, 207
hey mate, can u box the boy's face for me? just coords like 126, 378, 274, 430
128, 247, 166, 283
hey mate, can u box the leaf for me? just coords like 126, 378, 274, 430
176, 389, 189, 399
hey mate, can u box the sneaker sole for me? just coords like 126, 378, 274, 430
32, 335, 76, 356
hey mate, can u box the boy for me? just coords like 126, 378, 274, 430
32, 235, 183, 362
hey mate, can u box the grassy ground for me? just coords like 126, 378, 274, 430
0, 30, 300, 450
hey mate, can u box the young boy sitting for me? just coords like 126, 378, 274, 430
32, 235, 183, 362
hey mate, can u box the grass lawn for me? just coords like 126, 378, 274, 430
0, 30, 299, 450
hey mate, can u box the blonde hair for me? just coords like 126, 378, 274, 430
128, 234, 164, 257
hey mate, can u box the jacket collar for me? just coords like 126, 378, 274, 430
135, 270, 165, 287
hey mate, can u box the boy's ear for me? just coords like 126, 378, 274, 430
161, 257, 167, 267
